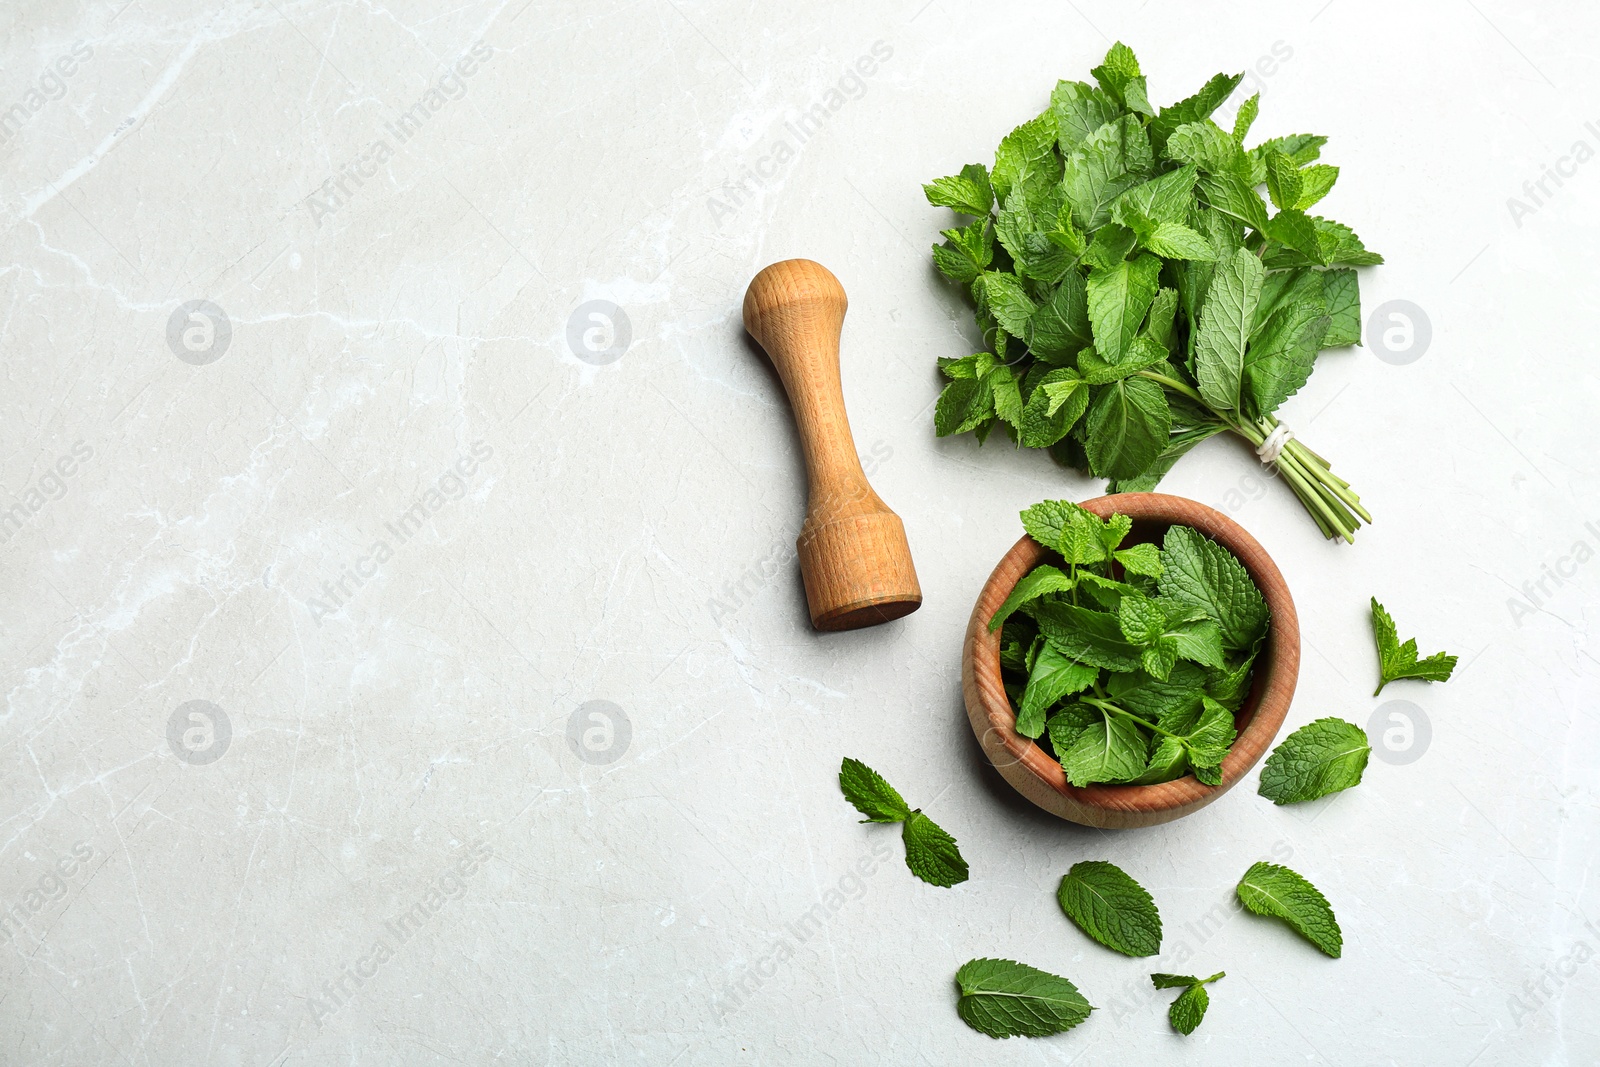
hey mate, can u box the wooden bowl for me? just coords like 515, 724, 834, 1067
962, 492, 1299, 828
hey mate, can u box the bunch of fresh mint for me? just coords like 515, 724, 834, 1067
994, 499, 1267, 786
925, 42, 1380, 542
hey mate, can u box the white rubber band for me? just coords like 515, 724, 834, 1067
1256, 423, 1294, 465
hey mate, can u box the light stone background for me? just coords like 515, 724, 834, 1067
2, 0, 1597, 1063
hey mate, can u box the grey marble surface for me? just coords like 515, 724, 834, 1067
2, 1, 1597, 1063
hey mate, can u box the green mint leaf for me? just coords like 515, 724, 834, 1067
1086, 253, 1163, 363
1059, 713, 1149, 786
1168, 984, 1210, 1035
1142, 221, 1218, 260
1296, 163, 1339, 209
1143, 286, 1179, 351
1085, 376, 1172, 480
1164, 120, 1249, 176
1057, 860, 1163, 956
924, 163, 994, 216
838, 757, 912, 822
902, 810, 969, 887
1032, 601, 1147, 672
1157, 526, 1269, 650
1313, 216, 1384, 265
1113, 541, 1163, 577
1168, 618, 1225, 668
1140, 639, 1178, 681
938, 351, 996, 381
991, 114, 1060, 206
1112, 164, 1199, 227
1242, 297, 1330, 417
954, 958, 1094, 1039
1320, 268, 1361, 347
1370, 597, 1458, 695
1194, 247, 1265, 412
1150, 71, 1244, 151
1181, 695, 1238, 770
1264, 150, 1304, 212
1017, 643, 1100, 738
989, 564, 1076, 632
1204, 650, 1258, 712
1047, 702, 1099, 755
1098, 512, 1134, 555
1077, 338, 1167, 385
933, 374, 994, 437
1062, 115, 1152, 230
1258, 717, 1372, 804
1154, 971, 1224, 1035
1080, 222, 1139, 272
1091, 42, 1153, 115
1027, 272, 1093, 359
931, 218, 994, 284
989, 364, 1024, 430
1050, 80, 1119, 154
1020, 370, 1089, 447
1232, 94, 1260, 142
977, 271, 1038, 336
1236, 861, 1343, 958
1196, 171, 1271, 233
1107, 662, 1205, 723
1118, 593, 1167, 644
1252, 133, 1328, 169
1018, 498, 1107, 562
1265, 208, 1327, 265
1131, 732, 1189, 784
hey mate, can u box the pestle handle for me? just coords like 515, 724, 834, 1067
743, 260, 921, 631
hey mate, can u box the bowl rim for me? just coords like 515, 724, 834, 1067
961, 492, 1300, 828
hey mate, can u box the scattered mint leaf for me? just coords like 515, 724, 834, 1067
1151, 971, 1224, 1034
1236, 861, 1343, 957
1258, 717, 1371, 804
838, 759, 966, 887
902, 811, 969, 887
1057, 860, 1163, 956
954, 958, 1094, 1039
1370, 597, 1458, 695
839, 757, 910, 822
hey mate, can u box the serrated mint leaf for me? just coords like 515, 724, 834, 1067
1050, 80, 1119, 154
1313, 216, 1383, 265
1370, 597, 1457, 695
1019, 498, 1107, 562
978, 271, 1038, 336
1151, 971, 1223, 1035
1080, 222, 1139, 272
1091, 42, 1152, 116
934, 374, 994, 437
1113, 541, 1163, 577
1232, 94, 1260, 142
1320, 268, 1361, 347
1062, 115, 1152, 230
1198, 172, 1271, 233
1258, 717, 1371, 804
1118, 593, 1166, 644
1194, 247, 1265, 412
902, 810, 969, 887
1016, 643, 1100, 738
990, 564, 1076, 632
954, 958, 1094, 1039
1047, 702, 1098, 755
991, 115, 1059, 206
1236, 861, 1342, 957
1168, 618, 1225, 668
989, 364, 1024, 430
1181, 696, 1237, 770
1085, 376, 1172, 479
1264, 150, 1304, 212
839, 757, 911, 822
1157, 526, 1268, 651
1253, 133, 1328, 169
1057, 860, 1163, 956
1150, 71, 1244, 151
1131, 732, 1189, 784
924, 163, 994, 216
1142, 221, 1217, 260
1296, 163, 1338, 209
1107, 663, 1205, 722
1032, 602, 1146, 672
1020, 371, 1088, 447
1059, 713, 1148, 785
1265, 208, 1326, 265
1027, 272, 1093, 359
1113, 164, 1199, 227
1165, 120, 1248, 176
1086, 253, 1162, 363
1242, 297, 1329, 417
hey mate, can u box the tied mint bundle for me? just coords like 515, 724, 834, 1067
925, 43, 1381, 542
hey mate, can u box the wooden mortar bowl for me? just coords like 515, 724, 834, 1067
962, 493, 1299, 828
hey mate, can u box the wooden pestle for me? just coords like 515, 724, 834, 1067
742, 259, 922, 631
